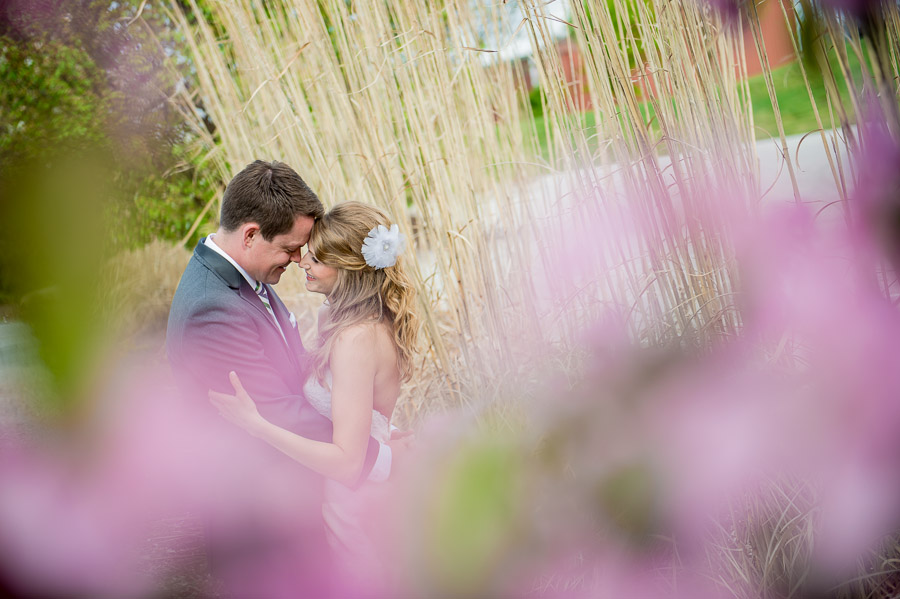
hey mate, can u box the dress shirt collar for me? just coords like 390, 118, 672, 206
203, 234, 259, 290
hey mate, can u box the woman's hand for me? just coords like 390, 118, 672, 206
209, 371, 266, 436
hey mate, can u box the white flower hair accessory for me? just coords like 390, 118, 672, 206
362, 224, 406, 269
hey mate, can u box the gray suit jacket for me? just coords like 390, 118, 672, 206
166, 240, 380, 482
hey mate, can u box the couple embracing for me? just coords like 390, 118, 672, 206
166, 160, 417, 595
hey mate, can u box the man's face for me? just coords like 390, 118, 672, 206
244, 215, 315, 284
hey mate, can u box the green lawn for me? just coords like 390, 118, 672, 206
746, 56, 858, 140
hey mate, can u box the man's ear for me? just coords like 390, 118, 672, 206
241, 223, 261, 248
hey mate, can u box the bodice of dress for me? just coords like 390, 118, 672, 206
304, 371, 391, 444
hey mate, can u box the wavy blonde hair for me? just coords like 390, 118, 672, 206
307, 201, 419, 384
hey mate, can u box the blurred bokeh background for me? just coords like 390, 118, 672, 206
1, 0, 899, 597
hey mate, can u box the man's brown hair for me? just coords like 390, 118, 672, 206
220, 160, 324, 239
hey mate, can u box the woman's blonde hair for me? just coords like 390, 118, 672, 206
307, 201, 419, 383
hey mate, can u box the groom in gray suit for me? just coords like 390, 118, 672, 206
166, 160, 389, 594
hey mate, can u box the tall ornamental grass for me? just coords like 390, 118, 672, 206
165, 0, 778, 418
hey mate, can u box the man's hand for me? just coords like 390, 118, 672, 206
390, 428, 415, 442
386, 428, 415, 479
387, 428, 415, 452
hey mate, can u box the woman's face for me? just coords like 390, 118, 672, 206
299, 247, 339, 296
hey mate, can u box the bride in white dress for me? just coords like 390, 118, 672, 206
209, 201, 418, 591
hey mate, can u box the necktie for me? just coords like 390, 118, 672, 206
254, 281, 275, 319
254, 281, 288, 344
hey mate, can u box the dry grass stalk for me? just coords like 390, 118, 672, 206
101, 240, 192, 345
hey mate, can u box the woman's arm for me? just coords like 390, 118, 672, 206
210, 325, 377, 486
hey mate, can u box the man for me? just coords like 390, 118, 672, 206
166, 160, 392, 594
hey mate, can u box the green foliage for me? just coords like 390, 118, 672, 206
0, 0, 218, 408
109, 153, 219, 249
425, 440, 522, 594
0, 0, 219, 257
580, 0, 656, 70
608, 0, 655, 71
0, 38, 108, 161
529, 84, 544, 118
173, 0, 218, 28
0, 156, 111, 405
0, 34, 113, 309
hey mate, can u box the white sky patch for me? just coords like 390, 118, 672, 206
467, 0, 572, 65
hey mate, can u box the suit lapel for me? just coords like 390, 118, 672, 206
194, 241, 243, 289
240, 282, 305, 383
194, 241, 294, 354
265, 284, 307, 362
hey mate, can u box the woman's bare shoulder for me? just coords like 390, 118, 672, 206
332, 322, 378, 349
329, 324, 380, 380
331, 322, 396, 373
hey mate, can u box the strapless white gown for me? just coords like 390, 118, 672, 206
304, 371, 391, 444
303, 372, 391, 590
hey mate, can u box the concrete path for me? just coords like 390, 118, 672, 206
754, 127, 855, 212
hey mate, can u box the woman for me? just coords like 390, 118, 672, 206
209, 201, 418, 588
